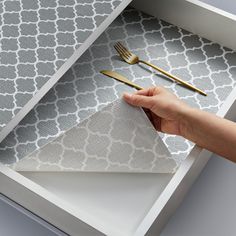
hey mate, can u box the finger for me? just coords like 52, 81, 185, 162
123, 93, 154, 109
134, 87, 155, 96
135, 86, 164, 96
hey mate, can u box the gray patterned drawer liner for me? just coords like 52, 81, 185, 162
0, 0, 123, 131
1, 6, 236, 166
11, 99, 177, 173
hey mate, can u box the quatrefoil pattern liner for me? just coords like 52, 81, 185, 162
0, 0, 122, 131
1, 7, 236, 166
12, 99, 177, 173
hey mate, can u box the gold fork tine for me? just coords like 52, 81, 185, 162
117, 42, 131, 54
119, 44, 133, 57
114, 44, 130, 60
115, 43, 130, 58
117, 42, 132, 56
114, 44, 123, 55
115, 42, 131, 57
114, 44, 123, 56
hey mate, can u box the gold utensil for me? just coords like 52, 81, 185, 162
100, 70, 143, 90
114, 42, 207, 96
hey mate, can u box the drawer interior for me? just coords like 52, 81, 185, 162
18, 96, 236, 236
21, 172, 172, 235
1, 6, 235, 167
0, 3, 236, 236
0, 0, 132, 143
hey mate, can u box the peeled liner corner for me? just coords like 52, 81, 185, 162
11, 99, 177, 173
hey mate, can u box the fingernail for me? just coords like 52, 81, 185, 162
123, 92, 131, 99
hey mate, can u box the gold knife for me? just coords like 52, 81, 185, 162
100, 70, 143, 90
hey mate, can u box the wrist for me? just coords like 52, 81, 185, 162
178, 106, 197, 139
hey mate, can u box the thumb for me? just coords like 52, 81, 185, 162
123, 92, 154, 109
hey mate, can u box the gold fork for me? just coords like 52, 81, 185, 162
114, 42, 207, 96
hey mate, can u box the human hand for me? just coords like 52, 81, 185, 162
123, 87, 191, 135
124, 87, 236, 163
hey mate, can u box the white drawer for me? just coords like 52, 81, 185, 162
0, 1, 236, 235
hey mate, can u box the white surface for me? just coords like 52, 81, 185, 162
2, 153, 236, 236
1, 90, 235, 235
0, 194, 66, 236
200, 0, 236, 14
161, 153, 236, 236
1, 1, 236, 235
20, 172, 172, 236
132, 0, 236, 50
